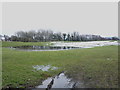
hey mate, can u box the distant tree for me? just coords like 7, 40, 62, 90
56, 32, 62, 41
71, 35, 74, 41
7, 29, 115, 42
11, 35, 18, 41
112, 37, 119, 40
52, 32, 62, 41
71, 32, 80, 41
67, 34, 70, 41
63, 33, 66, 41
4, 35, 9, 41
27, 30, 36, 41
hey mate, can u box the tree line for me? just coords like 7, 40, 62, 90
0, 29, 119, 42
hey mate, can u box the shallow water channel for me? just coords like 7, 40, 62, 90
10, 46, 80, 51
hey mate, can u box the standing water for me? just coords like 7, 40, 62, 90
35, 72, 76, 89
9, 41, 119, 51
9, 46, 80, 51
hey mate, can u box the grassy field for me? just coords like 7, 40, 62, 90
2, 41, 118, 88
2, 41, 51, 47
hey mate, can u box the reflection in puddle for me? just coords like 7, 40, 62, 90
9, 41, 119, 51
36, 72, 75, 89
33, 65, 58, 71
9, 46, 80, 51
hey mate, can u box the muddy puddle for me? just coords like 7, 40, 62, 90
32, 66, 84, 89
33, 65, 58, 71
34, 72, 82, 89
9, 46, 80, 51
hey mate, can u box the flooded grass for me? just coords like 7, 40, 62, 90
36, 72, 75, 88
5, 41, 118, 51
33, 65, 58, 71
9, 46, 80, 51
2, 41, 118, 88
51, 41, 118, 48
2, 41, 118, 48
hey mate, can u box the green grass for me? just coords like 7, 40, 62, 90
2, 41, 51, 47
2, 41, 118, 88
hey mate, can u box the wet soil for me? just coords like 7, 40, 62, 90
35, 71, 84, 89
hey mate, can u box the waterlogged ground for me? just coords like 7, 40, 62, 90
9, 46, 80, 51
8, 41, 118, 51
51, 41, 118, 48
36, 72, 75, 89
33, 65, 58, 71
33, 66, 84, 89
2, 41, 119, 88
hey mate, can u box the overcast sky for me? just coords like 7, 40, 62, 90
2, 2, 118, 37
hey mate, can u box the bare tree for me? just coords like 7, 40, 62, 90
9, 29, 115, 42
63, 33, 66, 41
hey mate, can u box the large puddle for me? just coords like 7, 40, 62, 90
32, 66, 84, 89
9, 41, 119, 51
10, 46, 80, 51
35, 72, 80, 89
